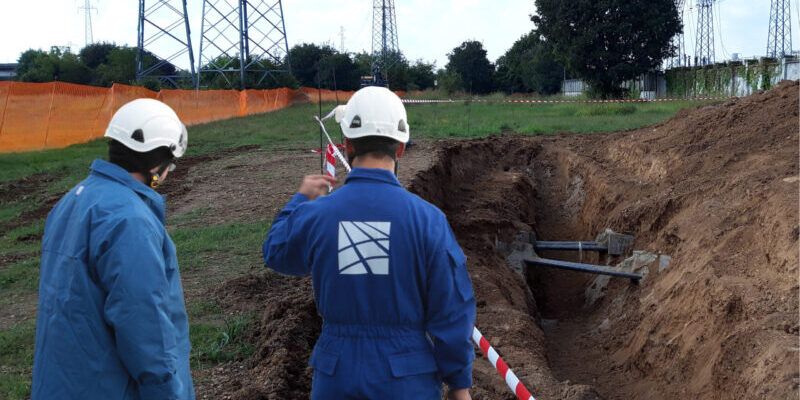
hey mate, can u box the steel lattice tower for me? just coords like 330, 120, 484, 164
767, 0, 792, 57
79, 0, 96, 46
669, 0, 686, 68
197, 0, 290, 90
695, 0, 715, 66
136, 0, 197, 87
371, 0, 399, 75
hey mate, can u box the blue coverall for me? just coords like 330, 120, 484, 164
263, 167, 476, 399
32, 159, 194, 400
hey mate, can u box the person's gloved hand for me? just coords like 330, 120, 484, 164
298, 175, 337, 201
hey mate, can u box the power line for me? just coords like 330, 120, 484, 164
714, 2, 730, 59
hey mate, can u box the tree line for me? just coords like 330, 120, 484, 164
13, 0, 681, 97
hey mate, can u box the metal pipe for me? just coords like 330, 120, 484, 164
533, 241, 608, 252
524, 258, 642, 281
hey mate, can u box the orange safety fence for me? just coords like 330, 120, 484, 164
300, 87, 355, 103
0, 81, 408, 153
0, 82, 308, 153
299, 87, 406, 103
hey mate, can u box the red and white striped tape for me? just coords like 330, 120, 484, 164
472, 326, 536, 400
314, 114, 352, 174
403, 97, 727, 105
324, 143, 336, 179
402, 99, 457, 103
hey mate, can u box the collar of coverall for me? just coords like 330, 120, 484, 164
89, 159, 168, 223
344, 167, 402, 187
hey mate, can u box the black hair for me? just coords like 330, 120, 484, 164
349, 136, 401, 164
108, 139, 174, 174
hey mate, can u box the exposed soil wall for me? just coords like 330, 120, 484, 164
222, 81, 799, 399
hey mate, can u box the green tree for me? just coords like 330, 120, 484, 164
318, 52, 361, 91
93, 47, 138, 86
407, 60, 436, 90
352, 52, 373, 78
15, 49, 48, 79
445, 41, 495, 94
495, 32, 563, 95
532, 0, 681, 97
79, 42, 118, 69
198, 55, 297, 90
436, 68, 463, 95
16, 48, 90, 84
288, 43, 336, 87
382, 51, 411, 90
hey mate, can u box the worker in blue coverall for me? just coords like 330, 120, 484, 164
263, 87, 476, 400
32, 99, 194, 400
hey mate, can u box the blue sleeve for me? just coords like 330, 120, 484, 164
262, 193, 312, 276
425, 218, 476, 389
95, 216, 182, 399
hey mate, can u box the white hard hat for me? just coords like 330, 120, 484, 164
104, 98, 188, 158
337, 86, 409, 143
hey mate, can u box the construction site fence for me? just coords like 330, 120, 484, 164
0, 82, 400, 153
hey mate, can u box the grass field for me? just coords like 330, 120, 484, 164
0, 99, 711, 398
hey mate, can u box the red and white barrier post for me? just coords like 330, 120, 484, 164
472, 326, 536, 400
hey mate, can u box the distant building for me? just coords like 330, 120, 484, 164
0, 63, 17, 81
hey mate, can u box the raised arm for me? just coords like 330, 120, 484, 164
263, 175, 336, 276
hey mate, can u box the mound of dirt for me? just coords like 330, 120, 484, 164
411, 80, 799, 399
217, 81, 798, 399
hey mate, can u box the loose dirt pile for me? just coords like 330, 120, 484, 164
219, 81, 798, 399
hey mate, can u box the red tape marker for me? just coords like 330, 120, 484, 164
472, 326, 536, 400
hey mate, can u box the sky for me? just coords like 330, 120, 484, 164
0, 0, 797, 70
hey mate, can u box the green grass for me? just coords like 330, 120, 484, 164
0, 220, 44, 293
190, 315, 254, 368
0, 97, 712, 397
169, 220, 270, 271
0, 321, 35, 400
0, 99, 708, 185
409, 100, 707, 139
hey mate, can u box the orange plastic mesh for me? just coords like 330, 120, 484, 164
0, 82, 56, 152
194, 90, 241, 124
45, 82, 110, 148
0, 82, 370, 153
301, 87, 406, 103
0, 82, 11, 139
158, 89, 200, 125
301, 87, 354, 103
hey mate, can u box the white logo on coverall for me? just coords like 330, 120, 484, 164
338, 221, 391, 275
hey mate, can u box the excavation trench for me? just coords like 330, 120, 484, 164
223, 81, 797, 400
407, 82, 798, 398
409, 136, 634, 399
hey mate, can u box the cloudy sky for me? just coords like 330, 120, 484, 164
1, 0, 797, 69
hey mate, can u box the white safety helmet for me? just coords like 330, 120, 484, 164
104, 98, 188, 158
335, 86, 409, 143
